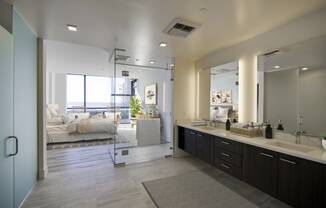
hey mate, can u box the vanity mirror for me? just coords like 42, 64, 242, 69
210, 61, 239, 123
257, 35, 326, 137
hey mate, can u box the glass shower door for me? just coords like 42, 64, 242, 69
0, 25, 15, 208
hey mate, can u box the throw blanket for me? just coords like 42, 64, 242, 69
76, 118, 116, 134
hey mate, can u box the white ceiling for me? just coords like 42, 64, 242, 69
13, 0, 326, 65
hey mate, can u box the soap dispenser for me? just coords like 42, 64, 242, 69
265, 120, 273, 139
226, 118, 231, 131
277, 120, 284, 131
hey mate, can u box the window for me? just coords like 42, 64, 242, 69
66, 75, 134, 122
86, 76, 112, 113
66, 74, 84, 111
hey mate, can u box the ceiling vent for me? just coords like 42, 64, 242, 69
263, 50, 280, 57
163, 18, 201, 38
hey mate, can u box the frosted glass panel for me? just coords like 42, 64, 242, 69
0, 24, 14, 208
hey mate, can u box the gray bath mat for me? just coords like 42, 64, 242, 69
143, 170, 259, 208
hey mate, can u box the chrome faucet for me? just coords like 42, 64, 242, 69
294, 130, 306, 144
294, 116, 305, 144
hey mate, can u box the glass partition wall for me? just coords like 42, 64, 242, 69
110, 49, 174, 165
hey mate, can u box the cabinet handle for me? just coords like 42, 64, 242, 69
280, 158, 296, 165
221, 141, 230, 145
260, 152, 274, 158
221, 152, 230, 157
190, 132, 196, 135
221, 163, 230, 169
197, 134, 203, 137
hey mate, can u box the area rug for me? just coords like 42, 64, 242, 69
47, 134, 129, 150
142, 170, 258, 208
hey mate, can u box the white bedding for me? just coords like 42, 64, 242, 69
46, 118, 117, 143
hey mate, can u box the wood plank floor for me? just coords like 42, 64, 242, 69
23, 146, 288, 208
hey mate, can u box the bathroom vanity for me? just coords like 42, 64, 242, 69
177, 123, 326, 208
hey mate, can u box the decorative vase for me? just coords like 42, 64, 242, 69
322, 139, 326, 151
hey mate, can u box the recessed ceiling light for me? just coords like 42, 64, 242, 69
67, 24, 78, 32
274, 65, 280, 69
170, 64, 175, 67
302, 67, 308, 71
159, 42, 167, 47
200, 8, 208, 12
149, 60, 155, 64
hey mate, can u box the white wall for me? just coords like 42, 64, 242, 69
195, 8, 326, 123
44, 40, 173, 141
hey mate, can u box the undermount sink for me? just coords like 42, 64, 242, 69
266, 141, 315, 153
197, 126, 216, 131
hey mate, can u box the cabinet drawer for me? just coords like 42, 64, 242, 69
215, 148, 242, 167
215, 158, 242, 179
215, 137, 242, 154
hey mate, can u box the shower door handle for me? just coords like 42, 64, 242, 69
5, 136, 18, 157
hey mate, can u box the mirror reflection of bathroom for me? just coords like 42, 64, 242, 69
210, 61, 239, 123
257, 35, 326, 136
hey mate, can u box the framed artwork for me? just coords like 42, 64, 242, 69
145, 83, 157, 105
211, 89, 232, 105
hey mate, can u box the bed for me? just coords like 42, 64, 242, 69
47, 118, 117, 144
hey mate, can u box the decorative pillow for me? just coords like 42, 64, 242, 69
72, 112, 90, 119
48, 107, 58, 118
66, 122, 77, 133
46, 109, 52, 120
63, 114, 75, 124
105, 112, 115, 120
216, 107, 229, 119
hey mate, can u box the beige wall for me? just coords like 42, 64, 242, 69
173, 57, 196, 121
197, 68, 210, 119
195, 8, 326, 122
173, 57, 196, 156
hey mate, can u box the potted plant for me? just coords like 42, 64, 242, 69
321, 135, 326, 151
130, 96, 142, 118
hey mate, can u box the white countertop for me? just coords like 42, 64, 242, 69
177, 122, 326, 165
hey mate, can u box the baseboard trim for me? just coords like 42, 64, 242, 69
18, 183, 35, 208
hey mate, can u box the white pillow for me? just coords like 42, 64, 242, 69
73, 112, 90, 119
48, 108, 58, 117
63, 114, 75, 124
66, 122, 77, 133
105, 112, 115, 120
210, 109, 218, 120
46, 109, 52, 120
216, 107, 229, 119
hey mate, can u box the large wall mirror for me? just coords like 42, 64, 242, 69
210, 61, 239, 123
257, 35, 326, 136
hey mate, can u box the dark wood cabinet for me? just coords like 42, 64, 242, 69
278, 154, 300, 208
184, 129, 196, 155
243, 145, 278, 197
299, 159, 324, 208
178, 127, 185, 150
196, 132, 213, 164
179, 126, 326, 208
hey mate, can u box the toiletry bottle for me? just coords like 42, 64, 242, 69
226, 118, 231, 131
277, 120, 284, 131
265, 120, 273, 139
